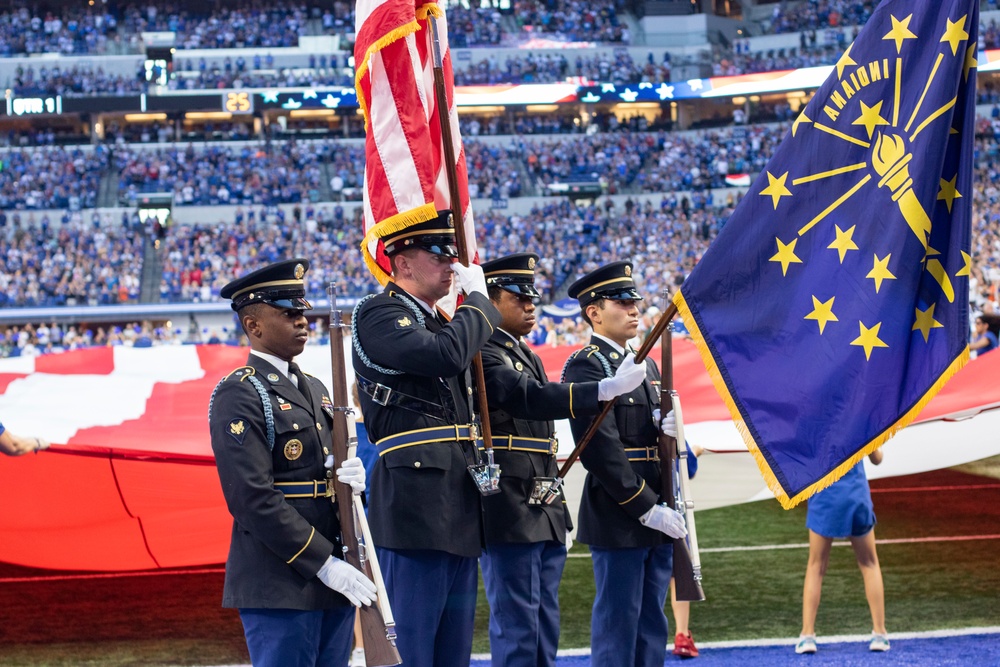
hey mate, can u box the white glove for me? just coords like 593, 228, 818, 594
660, 409, 677, 438
565, 530, 574, 553
336, 456, 366, 496
597, 353, 646, 401
639, 503, 688, 539
317, 556, 377, 607
452, 262, 488, 298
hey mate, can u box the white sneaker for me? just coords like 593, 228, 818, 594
795, 634, 817, 654
869, 633, 891, 652
351, 647, 366, 666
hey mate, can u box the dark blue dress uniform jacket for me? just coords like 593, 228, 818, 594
209, 354, 350, 610
562, 337, 667, 548
480, 331, 599, 544
352, 284, 502, 558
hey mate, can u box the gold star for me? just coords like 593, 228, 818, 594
965, 43, 978, 81
940, 15, 969, 56
770, 237, 802, 276
956, 250, 972, 277
937, 174, 962, 213
835, 43, 857, 78
760, 171, 792, 209
792, 111, 812, 138
851, 321, 889, 360
804, 296, 838, 334
852, 100, 890, 139
883, 14, 917, 54
912, 305, 944, 343
828, 225, 859, 263
867, 254, 897, 293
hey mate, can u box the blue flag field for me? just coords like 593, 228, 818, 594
674, 0, 978, 508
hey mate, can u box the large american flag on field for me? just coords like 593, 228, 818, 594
354, 0, 476, 288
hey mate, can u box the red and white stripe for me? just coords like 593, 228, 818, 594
355, 0, 477, 290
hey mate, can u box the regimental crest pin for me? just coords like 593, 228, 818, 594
284, 439, 303, 461
267, 373, 280, 382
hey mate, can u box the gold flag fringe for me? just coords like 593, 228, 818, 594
673, 291, 970, 509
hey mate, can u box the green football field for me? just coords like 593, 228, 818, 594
0, 460, 997, 666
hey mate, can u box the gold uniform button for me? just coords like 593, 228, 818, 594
326, 470, 334, 478
323, 447, 330, 455
414, 461, 422, 468
316, 423, 323, 431
628, 397, 635, 404
292, 423, 299, 430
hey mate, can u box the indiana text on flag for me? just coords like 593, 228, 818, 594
674, 0, 978, 509
354, 0, 476, 289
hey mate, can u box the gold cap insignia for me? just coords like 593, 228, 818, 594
590, 291, 596, 298
229, 420, 245, 435
446, 213, 455, 228
284, 439, 303, 461
528, 257, 536, 269
294, 263, 305, 280
624, 265, 632, 277
267, 373, 280, 382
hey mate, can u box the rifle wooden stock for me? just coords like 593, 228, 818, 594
659, 304, 705, 603
328, 285, 401, 667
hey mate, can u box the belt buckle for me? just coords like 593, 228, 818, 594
648, 446, 659, 462
468, 423, 479, 442
371, 383, 393, 406
548, 437, 558, 456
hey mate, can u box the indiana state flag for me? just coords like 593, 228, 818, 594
674, 0, 977, 509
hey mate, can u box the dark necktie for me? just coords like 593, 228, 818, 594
288, 362, 312, 404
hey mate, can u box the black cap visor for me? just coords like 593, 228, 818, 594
499, 282, 542, 300
598, 287, 643, 301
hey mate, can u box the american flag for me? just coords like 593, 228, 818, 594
354, 0, 476, 290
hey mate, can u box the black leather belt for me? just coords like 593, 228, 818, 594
493, 435, 558, 455
356, 374, 452, 423
274, 480, 334, 498
625, 447, 660, 462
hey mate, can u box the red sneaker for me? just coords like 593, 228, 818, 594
673, 631, 699, 658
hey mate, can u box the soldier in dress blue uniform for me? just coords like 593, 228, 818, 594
209, 258, 377, 667
351, 214, 501, 667
479, 253, 647, 667
561, 261, 688, 667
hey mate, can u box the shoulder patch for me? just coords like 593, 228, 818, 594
228, 419, 248, 445
223, 366, 255, 382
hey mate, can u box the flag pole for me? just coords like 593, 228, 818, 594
428, 15, 499, 492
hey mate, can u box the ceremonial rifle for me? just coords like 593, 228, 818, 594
428, 17, 499, 495
328, 283, 402, 667
542, 303, 678, 504
659, 290, 704, 602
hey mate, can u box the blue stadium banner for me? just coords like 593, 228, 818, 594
674, 0, 977, 508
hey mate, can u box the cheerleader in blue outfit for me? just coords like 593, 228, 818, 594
795, 450, 889, 654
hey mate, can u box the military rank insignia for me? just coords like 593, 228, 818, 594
284, 439, 304, 461
396, 316, 412, 329
228, 419, 247, 445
